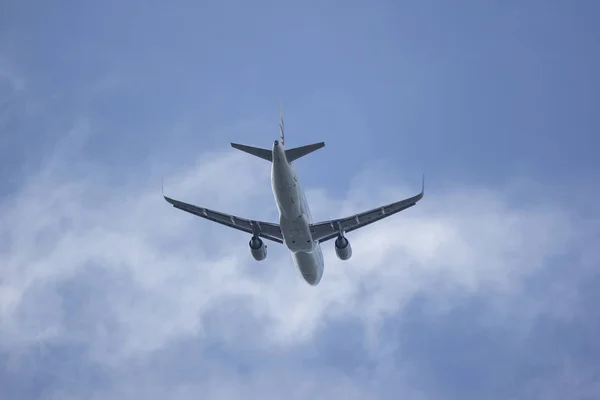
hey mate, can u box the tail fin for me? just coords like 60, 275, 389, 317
285, 142, 325, 162
231, 103, 324, 163
277, 102, 324, 162
279, 101, 285, 146
230, 143, 272, 162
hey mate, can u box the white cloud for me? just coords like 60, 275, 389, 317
0, 124, 597, 398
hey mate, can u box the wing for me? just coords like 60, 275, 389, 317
310, 176, 425, 243
163, 195, 284, 244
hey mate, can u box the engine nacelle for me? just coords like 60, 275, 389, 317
249, 236, 267, 261
334, 235, 352, 260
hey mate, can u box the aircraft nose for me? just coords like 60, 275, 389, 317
274, 140, 279, 146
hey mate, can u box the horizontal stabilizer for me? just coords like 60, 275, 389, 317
231, 143, 273, 162
285, 142, 325, 162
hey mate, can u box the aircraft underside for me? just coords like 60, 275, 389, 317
162, 107, 424, 286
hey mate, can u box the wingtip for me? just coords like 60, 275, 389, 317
421, 174, 425, 194
161, 176, 171, 202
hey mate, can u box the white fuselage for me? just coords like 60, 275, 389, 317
270, 140, 324, 285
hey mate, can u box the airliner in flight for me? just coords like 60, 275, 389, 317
163, 111, 424, 286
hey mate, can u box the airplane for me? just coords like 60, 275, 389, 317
163, 108, 424, 286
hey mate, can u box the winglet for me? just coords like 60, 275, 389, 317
161, 179, 178, 206
161, 176, 172, 203
421, 174, 425, 194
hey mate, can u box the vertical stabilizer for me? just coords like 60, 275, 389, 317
279, 101, 285, 146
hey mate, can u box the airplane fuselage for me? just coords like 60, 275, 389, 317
270, 140, 324, 285
165, 126, 424, 287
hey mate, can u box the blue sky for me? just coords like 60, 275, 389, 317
1, 1, 599, 399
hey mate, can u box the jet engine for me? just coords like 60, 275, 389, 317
249, 236, 267, 261
334, 235, 352, 260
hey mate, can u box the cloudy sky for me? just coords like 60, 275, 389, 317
1, 1, 599, 399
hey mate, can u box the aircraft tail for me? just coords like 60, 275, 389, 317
277, 102, 325, 162
279, 102, 285, 146
230, 103, 324, 162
